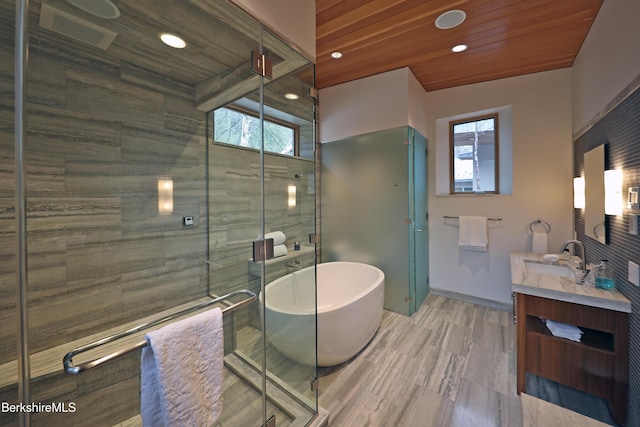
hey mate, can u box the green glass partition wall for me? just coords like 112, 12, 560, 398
410, 129, 429, 311
321, 126, 428, 315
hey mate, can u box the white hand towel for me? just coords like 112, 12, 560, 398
458, 216, 488, 251
265, 231, 286, 246
544, 319, 583, 342
531, 231, 548, 254
141, 308, 224, 427
273, 244, 288, 257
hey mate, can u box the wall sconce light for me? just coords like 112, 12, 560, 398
158, 178, 174, 215
288, 185, 296, 207
604, 169, 623, 215
573, 177, 585, 209
628, 186, 639, 210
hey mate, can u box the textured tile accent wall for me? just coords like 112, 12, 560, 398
0, 37, 210, 364
574, 85, 640, 426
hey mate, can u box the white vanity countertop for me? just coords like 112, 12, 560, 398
511, 252, 631, 313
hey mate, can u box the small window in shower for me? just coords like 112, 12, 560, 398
213, 106, 298, 156
449, 113, 499, 194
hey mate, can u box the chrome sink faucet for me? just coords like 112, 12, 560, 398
559, 240, 587, 272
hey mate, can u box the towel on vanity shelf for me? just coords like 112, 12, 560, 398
273, 244, 288, 258
531, 231, 548, 254
265, 231, 286, 246
141, 308, 224, 427
544, 319, 583, 342
458, 216, 488, 251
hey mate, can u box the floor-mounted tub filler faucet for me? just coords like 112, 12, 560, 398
559, 239, 587, 271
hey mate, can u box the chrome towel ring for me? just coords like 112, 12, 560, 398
528, 219, 551, 234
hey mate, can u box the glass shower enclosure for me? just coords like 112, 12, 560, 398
3, 0, 318, 425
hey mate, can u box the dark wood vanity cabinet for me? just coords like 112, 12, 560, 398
515, 293, 629, 426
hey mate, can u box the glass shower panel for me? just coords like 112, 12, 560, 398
208, 25, 317, 427
262, 58, 318, 423
208, 87, 267, 427
1, 0, 18, 424
16, 0, 269, 425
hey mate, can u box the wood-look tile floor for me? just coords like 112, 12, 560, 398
318, 294, 521, 427
115, 294, 615, 427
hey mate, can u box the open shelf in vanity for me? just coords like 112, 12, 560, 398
525, 315, 614, 353
517, 293, 627, 414
511, 252, 631, 426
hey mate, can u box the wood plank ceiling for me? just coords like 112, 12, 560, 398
316, 0, 604, 91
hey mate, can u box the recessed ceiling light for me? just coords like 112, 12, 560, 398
452, 44, 468, 53
284, 93, 299, 100
331, 51, 343, 59
435, 10, 467, 30
160, 33, 186, 49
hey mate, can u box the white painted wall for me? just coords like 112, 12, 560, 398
426, 69, 574, 305
319, 68, 424, 143
319, 67, 573, 306
572, 0, 640, 134
230, 0, 315, 60
408, 71, 429, 139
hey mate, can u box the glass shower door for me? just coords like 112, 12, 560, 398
261, 30, 318, 425
409, 129, 429, 314
208, 26, 317, 427
21, 0, 268, 425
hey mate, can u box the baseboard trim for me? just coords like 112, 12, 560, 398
429, 288, 512, 312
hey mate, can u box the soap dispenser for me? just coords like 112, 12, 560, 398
595, 259, 615, 290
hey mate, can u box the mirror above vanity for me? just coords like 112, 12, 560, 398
583, 144, 606, 244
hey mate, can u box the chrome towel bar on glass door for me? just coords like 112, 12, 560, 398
63, 289, 256, 374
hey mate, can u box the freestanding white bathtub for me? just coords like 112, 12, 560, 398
260, 261, 385, 366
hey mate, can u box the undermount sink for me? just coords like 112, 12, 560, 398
524, 260, 575, 279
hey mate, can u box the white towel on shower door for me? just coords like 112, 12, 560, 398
141, 307, 224, 427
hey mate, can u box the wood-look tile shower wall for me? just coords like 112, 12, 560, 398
0, 32, 315, 367
0, 26, 16, 374
0, 32, 209, 365
208, 143, 316, 300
